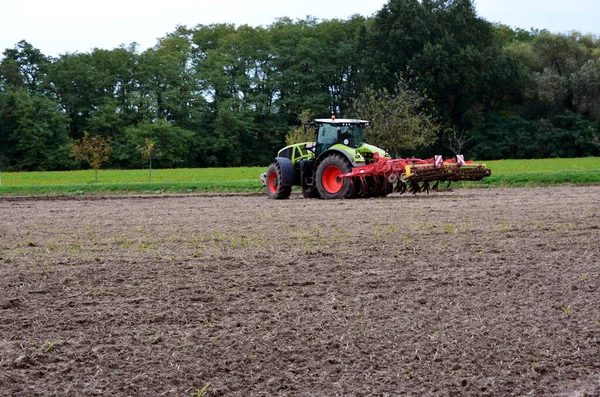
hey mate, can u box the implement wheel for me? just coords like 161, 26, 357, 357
315, 154, 354, 199
265, 162, 291, 199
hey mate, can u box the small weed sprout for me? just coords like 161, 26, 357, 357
400, 233, 411, 243
230, 237, 249, 249
193, 383, 211, 397
443, 223, 456, 235
374, 224, 398, 241
560, 305, 572, 317
41, 341, 56, 353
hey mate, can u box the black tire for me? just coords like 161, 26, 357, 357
302, 186, 321, 199
315, 154, 354, 199
265, 162, 291, 199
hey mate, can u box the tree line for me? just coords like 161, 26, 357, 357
1, 0, 599, 172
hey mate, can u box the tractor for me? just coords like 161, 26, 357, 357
260, 117, 491, 199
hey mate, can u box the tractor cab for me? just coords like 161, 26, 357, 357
310, 118, 370, 156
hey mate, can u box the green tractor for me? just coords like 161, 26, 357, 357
260, 117, 491, 199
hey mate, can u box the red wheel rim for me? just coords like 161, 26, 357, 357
268, 171, 278, 193
322, 165, 343, 194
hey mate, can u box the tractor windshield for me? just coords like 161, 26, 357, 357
318, 124, 339, 145
317, 123, 364, 148
339, 124, 364, 148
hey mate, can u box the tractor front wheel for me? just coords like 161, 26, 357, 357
266, 162, 291, 199
315, 154, 354, 199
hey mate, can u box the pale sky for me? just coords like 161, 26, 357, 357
1, 0, 599, 58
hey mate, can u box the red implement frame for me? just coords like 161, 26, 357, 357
341, 153, 491, 185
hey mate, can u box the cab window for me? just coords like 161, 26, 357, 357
319, 124, 338, 145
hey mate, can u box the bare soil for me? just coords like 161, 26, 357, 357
0, 187, 599, 397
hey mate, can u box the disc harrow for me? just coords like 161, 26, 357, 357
341, 153, 491, 195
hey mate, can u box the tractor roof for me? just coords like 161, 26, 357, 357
314, 118, 369, 125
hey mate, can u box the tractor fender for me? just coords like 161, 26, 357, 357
275, 157, 295, 186
315, 148, 363, 169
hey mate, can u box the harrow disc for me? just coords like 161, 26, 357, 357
409, 167, 491, 183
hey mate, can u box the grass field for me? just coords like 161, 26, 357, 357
484, 157, 600, 173
1, 167, 263, 185
466, 157, 600, 188
0, 157, 598, 196
0, 167, 264, 196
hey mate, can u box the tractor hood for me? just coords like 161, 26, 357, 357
325, 142, 390, 166
357, 143, 390, 159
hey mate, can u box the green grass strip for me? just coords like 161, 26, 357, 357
459, 170, 600, 188
482, 157, 600, 173
0, 180, 264, 197
0, 158, 598, 196
2, 167, 265, 185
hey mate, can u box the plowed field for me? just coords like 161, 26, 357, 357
1, 187, 599, 396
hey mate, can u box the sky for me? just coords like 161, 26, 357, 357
1, 0, 599, 58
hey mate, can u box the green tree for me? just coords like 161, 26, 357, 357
470, 112, 600, 159
352, 82, 440, 156
285, 110, 316, 145
123, 120, 193, 168
0, 88, 72, 171
190, 23, 287, 165
528, 32, 600, 121
359, 0, 435, 91
490, 24, 537, 46
270, 17, 364, 121
137, 33, 201, 124
0, 41, 52, 92
361, 0, 525, 135
48, 46, 140, 142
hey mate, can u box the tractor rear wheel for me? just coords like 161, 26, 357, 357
315, 154, 354, 199
265, 162, 291, 199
